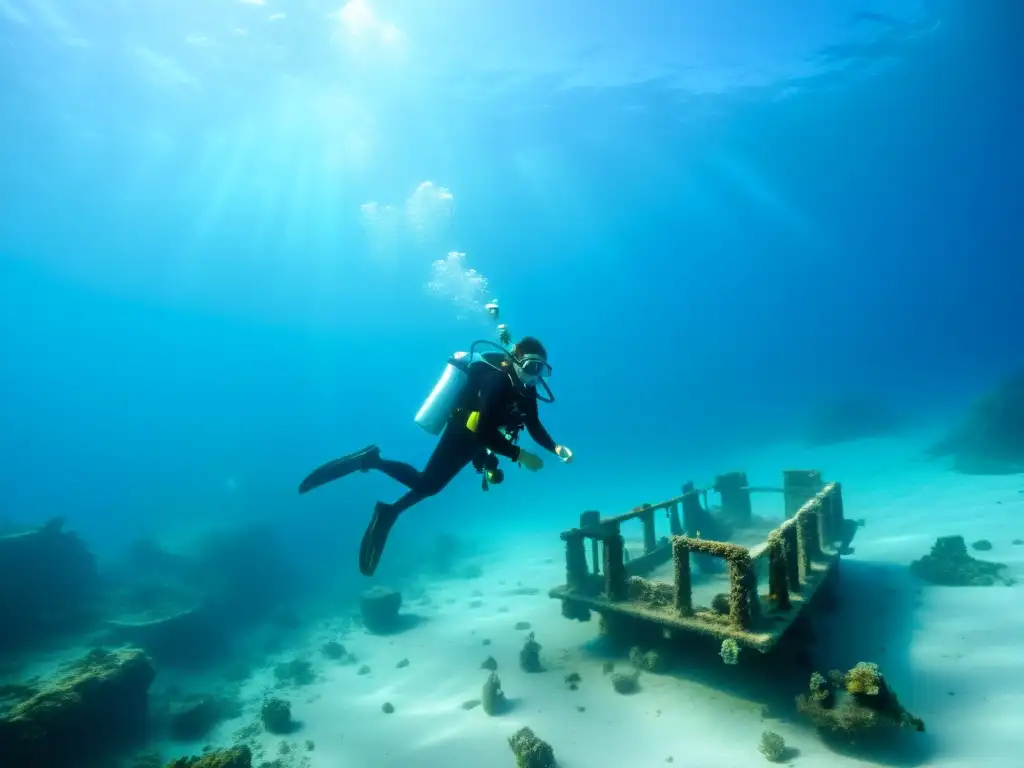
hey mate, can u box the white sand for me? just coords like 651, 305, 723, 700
198, 433, 1023, 768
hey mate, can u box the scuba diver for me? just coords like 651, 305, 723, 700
298, 308, 572, 577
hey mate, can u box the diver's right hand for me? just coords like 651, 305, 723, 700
518, 450, 544, 472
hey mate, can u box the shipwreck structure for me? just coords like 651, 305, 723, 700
549, 470, 859, 653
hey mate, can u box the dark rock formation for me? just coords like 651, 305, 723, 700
519, 632, 542, 673
360, 586, 402, 633
0, 518, 100, 653
0, 648, 155, 768
105, 522, 302, 666
797, 663, 923, 748
710, 593, 731, 615
192, 522, 299, 624
321, 641, 346, 660
166, 745, 252, 768
928, 372, 1024, 474
482, 672, 507, 715
910, 535, 1012, 586
260, 696, 294, 734
805, 394, 900, 446
274, 658, 315, 687
612, 670, 640, 694
167, 694, 242, 741
106, 606, 221, 667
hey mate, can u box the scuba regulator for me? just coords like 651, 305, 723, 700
471, 298, 524, 492
472, 450, 504, 491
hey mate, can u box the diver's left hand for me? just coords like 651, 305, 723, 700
555, 445, 574, 464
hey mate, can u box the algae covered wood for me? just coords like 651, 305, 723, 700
550, 473, 853, 653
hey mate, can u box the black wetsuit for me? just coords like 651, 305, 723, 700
368, 359, 558, 516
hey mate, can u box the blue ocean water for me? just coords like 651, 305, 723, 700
0, 1, 1022, 766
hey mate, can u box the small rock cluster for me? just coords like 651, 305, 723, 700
796, 662, 924, 746
910, 535, 1013, 586
360, 586, 404, 633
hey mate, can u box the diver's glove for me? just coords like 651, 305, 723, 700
555, 445, 573, 464
518, 450, 544, 472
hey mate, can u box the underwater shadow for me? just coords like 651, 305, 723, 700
497, 697, 523, 714
788, 559, 935, 768
578, 558, 935, 767
364, 613, 427, 636
811, 559, 920, 678
278, 720, 304, 736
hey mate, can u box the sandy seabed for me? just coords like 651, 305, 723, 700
167, 434, 1024, 768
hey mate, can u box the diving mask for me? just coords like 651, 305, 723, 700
515, 354, 552, 382
463, 339, 556, 403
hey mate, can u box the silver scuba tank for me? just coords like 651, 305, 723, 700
413, 306, 514, 436
414, 352, 470, 435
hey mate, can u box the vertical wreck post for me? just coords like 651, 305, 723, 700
715, 471, 752, 526
783, 469, 823, 518
832, 482, 845, 527
825, 483, 845, 549
603, 524, 628, 601
727, 551, 755, 629
817, 490, 834, 550
667, 502, 683, 536
681, 483, 703, 533
640, 505, 657, 554
795, 505, 821, 583
579, 510, 602, 574
564, 531, 588, 591
781, 521, 801, 593
767, 534, 791, 611
672, 538, 693, 616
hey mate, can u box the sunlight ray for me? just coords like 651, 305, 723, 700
188, 120, 259, 249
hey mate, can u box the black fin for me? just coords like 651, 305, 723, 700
359, 502, 398, 577
298, 445, 379, 494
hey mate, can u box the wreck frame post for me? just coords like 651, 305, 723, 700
550, 473, 852, 653
783, 469, 825, 518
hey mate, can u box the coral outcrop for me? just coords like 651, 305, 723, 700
260, 696, 295, 734
508, 726, 557, 768
0, 648, 155, 767
719, 638, 740, 665
910, 535, 1012, 586
758, 730, 786, 762
166, 745, 252, 768
796, 662, 924, 746
360, 586, 403, 633
629, 646, 666, 673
